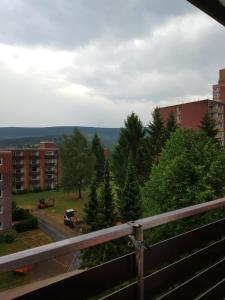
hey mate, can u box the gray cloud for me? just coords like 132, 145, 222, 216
0, 0, 194, 48
0, 0, 224, 127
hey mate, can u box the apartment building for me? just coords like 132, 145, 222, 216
159, 69, 225, 145
12, 141, 60, 193
213, 68, 225, 102
0, 151, 12, 231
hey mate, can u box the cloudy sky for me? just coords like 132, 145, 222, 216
0, 0, 225, 127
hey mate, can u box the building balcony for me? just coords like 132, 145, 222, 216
45, 155, 56, 160
30, 155, 40, 160
14, 169, 24, 175
1, 198, 225, 299
14, 173, 24, 178
45, 177, 54, 182
45, 162, 56, 167
30, 177, 40, 183
30, 160, 40, 164
45, 170, 55, 175
13, 177, 24, 183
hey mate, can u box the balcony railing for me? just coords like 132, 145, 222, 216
1, 197, 225, 299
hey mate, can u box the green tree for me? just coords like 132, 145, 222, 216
200, 113, 218, 140
91, 133, 105, 184
112, 113, 148, 189
60, 129, 95, 198
83, 180, 98, 230
143, 128, 225, 241
81, 160, 121, 268
147, 107, 165, 164
119, 155, 142, 222
165, 111, 177, 139
95, 160, 116, 229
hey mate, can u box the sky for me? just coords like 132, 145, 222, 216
0, 0, 225, 128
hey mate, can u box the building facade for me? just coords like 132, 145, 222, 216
159, 69, 225, 145
12, 142, 60, 193
213, 69, 225, 102
0, 151, 12, 231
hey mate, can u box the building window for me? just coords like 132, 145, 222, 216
0, 205, 3, 214
0, 190, 3, 198
16, 184, 22, 190
0, 174, 3, 181
46, 151, 53, 155
0, 221, 3, 230
0, 158, 3, 165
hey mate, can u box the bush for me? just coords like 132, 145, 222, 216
13, 216, 38, 233
12, 208, 31, 221
0, 230, 17, 243
31, 187, 42, 193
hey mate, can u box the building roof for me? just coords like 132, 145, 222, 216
159, 99, 215, 110
187, 0, 225, 27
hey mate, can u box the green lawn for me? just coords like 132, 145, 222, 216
0, 230, 52, 292
13, 190, 88, 218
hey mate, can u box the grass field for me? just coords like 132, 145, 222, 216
13, 190, 88, 218
0, 230, 52, 292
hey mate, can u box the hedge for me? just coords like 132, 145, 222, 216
13, 216, 38, 233
12, 208, 31, 221
0, 230, 17, 243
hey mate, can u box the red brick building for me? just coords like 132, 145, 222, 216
0, 151, 12, 231
213, 69, 225, 102
11, 141, 60, 193
159, 69, 225, 145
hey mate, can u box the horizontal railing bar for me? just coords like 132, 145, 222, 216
138, 197, 225, 230
1, 197, 225, 274
0, 223, 133, 274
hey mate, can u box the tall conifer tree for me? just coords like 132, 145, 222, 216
81, 160, 119, 268
91, 134, 105, 184
165, 111, 177, 140
112, 113, 148, 189
147, 107, 165, 164
200, 113, 218, 140
119, 155, 142, 222
83, 180, 98, 230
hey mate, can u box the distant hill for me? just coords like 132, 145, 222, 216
0, 126, 120, 148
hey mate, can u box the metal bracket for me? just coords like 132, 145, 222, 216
128, 221, 144, 300
128, 222, 146, 251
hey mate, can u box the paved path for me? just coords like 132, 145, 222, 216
38, 216, 67, 242
36, 215, 81, 272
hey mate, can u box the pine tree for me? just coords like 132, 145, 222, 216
83, 179, 98, 230
165, 111, 177, 140
119, 155, 142, 223
91, 134, 105, 184
147, 107, 166, 164
112, 113, 148, 189
200, 113, 218, 140
95, 160, 115, 229
81, 160, 120, 268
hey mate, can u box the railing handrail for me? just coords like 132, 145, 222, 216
1, 197, 225, 274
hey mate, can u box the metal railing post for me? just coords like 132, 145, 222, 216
129, 222, 144, 300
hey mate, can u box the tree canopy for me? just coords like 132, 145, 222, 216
165, 111, 177, 140
60, 129, 95, 198
119, 155, 142, 222
200, 113, 218, 140
112, 112, 148, 189
91, 133, 105, 184
143, 128, 225, 215
146, 107, 166, 164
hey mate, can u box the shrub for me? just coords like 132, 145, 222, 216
12, 208, 30, 221
0, 230, 17, 243
13, 216, 38, 233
